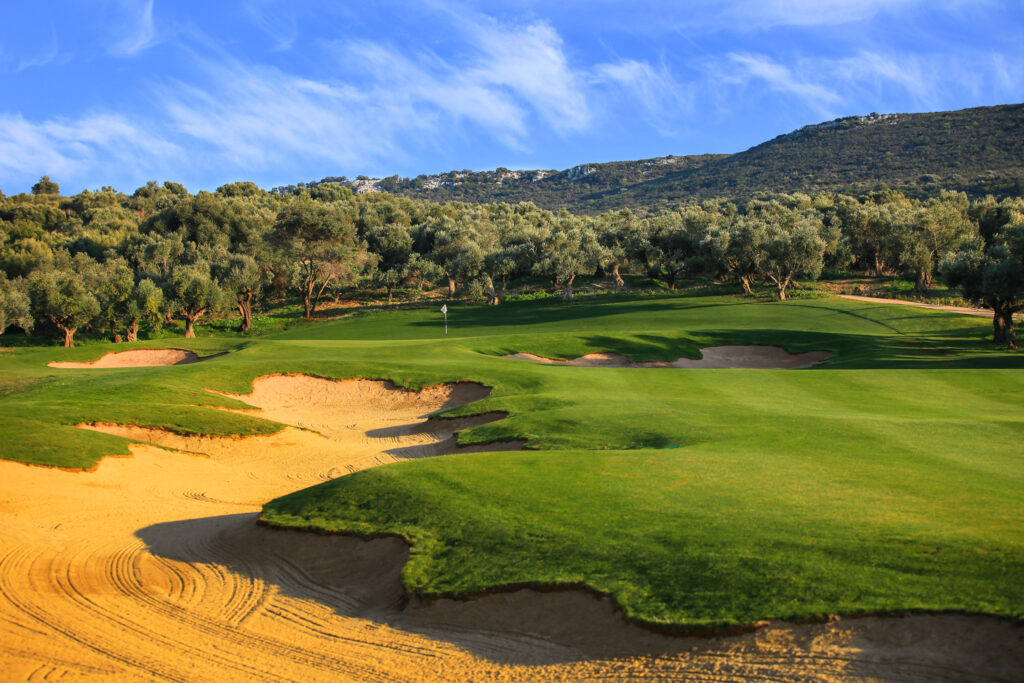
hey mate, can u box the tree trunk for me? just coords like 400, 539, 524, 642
313, 277, 334, 315
873, 252, 883, 277
126, 319, 139, 343
993, 306, 1018, 349
62, 327, 76, 348
561, 273, 576, 300
387, 285, 393, 305
303, 279, 314, 320
914, 269, 931, 294
237, 292, 253, 332
183, 309, 204, 338
611, 263, 624, 287
739, 275, 754, 296
112, 332, 123, 343
487, 281, 500, 306
447, 276, 456, 297
771, 273, 791, 300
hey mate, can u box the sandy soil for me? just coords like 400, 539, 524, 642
48, 349, 225, 368
506, 345, 831, 369
836, 294, 997, 317
1, 374, 1019, 681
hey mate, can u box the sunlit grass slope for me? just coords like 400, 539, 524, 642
1, 294, 1022, 627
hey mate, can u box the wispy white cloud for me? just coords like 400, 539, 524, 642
714, 53, 842, 115
0, 113, 180, 189
664, 0, 983, 30
593, 59, 693, 136
695, 45, 1024, 123
832, 51, 938, 107
339, 39, 531, 147
0, 10, 605, 189
16, 26, 60, 71
159, 57, 405, 170
245, 0, 298, 51
153, 12, 595, 173
459, 18, 590, 134
109, 0, 156, 56
726, 0, 926, 28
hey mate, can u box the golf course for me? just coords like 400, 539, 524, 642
1, 291, 1022, 679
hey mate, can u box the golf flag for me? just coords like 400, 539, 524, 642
440, 304, 447, 315
441, 303, 448, 335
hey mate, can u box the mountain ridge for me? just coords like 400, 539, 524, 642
275, 103, 1024, 212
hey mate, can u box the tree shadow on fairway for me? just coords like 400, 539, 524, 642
490, 326, 1024, 369
403, 296, 748, 332
134, 513, 694, 664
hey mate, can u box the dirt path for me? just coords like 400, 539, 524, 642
836, 294, 995, 317
1, 375, 1019, 681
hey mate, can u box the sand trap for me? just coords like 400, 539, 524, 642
48, 348, 226, 368
2, 373, 1016, 680
506, 345, 831, 369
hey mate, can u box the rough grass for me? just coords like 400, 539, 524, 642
2, 293, 1022, 628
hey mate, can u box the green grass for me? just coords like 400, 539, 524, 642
1, 292, 1022, 628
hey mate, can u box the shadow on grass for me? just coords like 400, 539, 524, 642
398, 296, 749, 331
482, 326, 1023, 369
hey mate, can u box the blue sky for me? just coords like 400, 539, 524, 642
1, 0, 1022, 195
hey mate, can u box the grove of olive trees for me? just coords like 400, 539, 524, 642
1, 176, 1022, 347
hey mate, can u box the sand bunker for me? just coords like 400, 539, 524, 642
2, 373, 1017, 681
506, 345, 831, 369
48, 348, 225, 368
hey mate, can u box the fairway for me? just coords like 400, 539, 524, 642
1, 293, 1022, 678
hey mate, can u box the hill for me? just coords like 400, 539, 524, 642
278, 103, 1024, 212
276, 153, 728, 211
596, 103, 1024, 210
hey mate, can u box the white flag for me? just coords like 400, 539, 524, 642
440, 304, 448, 315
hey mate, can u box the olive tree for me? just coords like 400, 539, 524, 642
704, 216, 765, 296
428, 215, 486, 298
533, 214, 604, 299
169, 264, 223, 338
365, 223, 413, 304
0, 274, 33, 339
897, 194, 974, 293
29, 269, 100, 347
218, 253, 264, 331
268, 199, 360, 319
759, 217, 826, 300
95, 260, 136, 342
942, 224, 1024, 348
124, 278, 164, 342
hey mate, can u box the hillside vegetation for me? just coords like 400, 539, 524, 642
279, 104, 1024, 212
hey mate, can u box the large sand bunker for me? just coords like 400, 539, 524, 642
48, 348, 225, 368
506, 344, 831, 369
1, 374, 1017, 681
